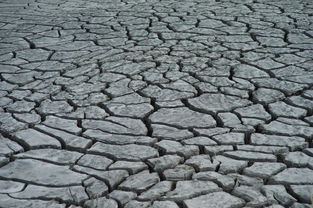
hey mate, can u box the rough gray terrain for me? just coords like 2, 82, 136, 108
0, 0, 313, 207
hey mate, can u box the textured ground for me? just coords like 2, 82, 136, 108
0, 0, 313, 207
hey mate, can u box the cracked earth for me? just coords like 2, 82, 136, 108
0, 0, 313, 207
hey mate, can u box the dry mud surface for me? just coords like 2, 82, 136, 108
0, 0, 313, 207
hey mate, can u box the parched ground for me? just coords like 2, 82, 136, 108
0, 0, 313, 207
